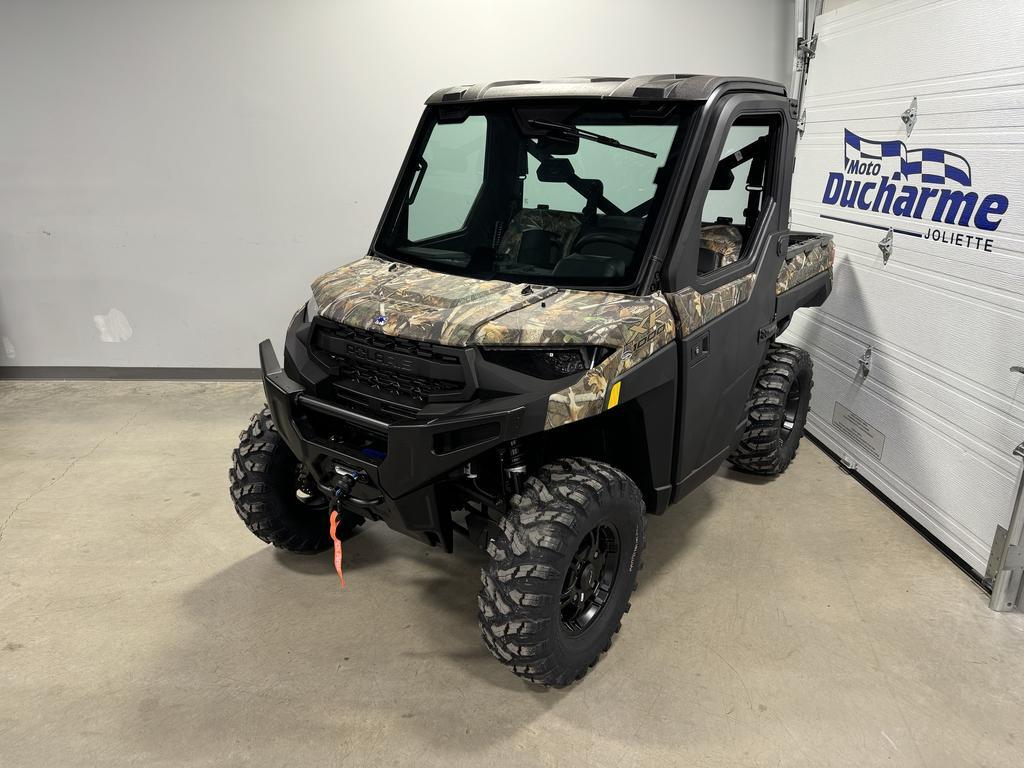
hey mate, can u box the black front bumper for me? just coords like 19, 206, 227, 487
259, 339, 542, 549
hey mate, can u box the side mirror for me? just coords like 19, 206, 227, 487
710, 164, 735, 190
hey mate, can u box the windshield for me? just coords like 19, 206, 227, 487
375, 101, 690, 289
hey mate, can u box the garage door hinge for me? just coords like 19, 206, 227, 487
858, 345, 872, 376
901, 96, 918, 137
797, 109, 807, 138
878, 228, 893, 264
796, 34, 818, 70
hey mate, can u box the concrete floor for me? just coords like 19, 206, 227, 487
1, 381, 1022, 768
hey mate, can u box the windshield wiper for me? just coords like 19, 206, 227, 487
527, 120, 657, 158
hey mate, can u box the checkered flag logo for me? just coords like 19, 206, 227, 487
844, 129, 971, 186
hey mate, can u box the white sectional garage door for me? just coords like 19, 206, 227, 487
785, 0, 1024, 574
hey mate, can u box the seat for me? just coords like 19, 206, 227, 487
497, 208, 582, 267
551, 253, 619, 279
700, 224, 743, 269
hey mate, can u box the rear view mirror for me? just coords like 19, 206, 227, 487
537, 133, 579, 155
536, 158, 575, 183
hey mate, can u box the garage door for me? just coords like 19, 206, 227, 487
785, 0, 1024, 574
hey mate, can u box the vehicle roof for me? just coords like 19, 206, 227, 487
425, 74, 787, 105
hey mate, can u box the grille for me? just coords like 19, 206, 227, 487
328, 324, 460, 365
335, 357, 462, 406
310, 320, 467, 412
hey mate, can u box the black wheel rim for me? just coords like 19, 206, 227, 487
781, 378, 803, 440
560, 523, 620, 636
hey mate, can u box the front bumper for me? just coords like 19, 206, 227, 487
259, 339, 543, 549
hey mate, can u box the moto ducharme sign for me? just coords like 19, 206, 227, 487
821, 129, 1010, 252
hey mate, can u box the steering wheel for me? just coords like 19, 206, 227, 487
573, 231, 638, 252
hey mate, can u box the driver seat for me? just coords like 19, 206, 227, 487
497, 208, 582, 267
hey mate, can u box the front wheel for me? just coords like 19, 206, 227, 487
729, 343, 813, 475
229, 407, 362, 553
478, 458, 646, 688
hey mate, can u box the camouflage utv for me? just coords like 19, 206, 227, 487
230, 75, 834, 687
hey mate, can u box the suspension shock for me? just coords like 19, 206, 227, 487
503, 438, 528, 496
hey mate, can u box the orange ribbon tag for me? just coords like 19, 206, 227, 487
329, 509, 346, 589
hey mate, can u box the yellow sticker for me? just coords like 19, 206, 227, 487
607, 381, 621, 409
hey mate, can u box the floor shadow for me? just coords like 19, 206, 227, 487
164, 532, 565, 752
722, 466, 777, 486
121, 475, 739, 761
270, 526, 385, 575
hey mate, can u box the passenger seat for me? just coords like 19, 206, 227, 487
497, 208, 582, 267
700, 224, 743, 269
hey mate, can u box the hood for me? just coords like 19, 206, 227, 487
311, 256, 674, 351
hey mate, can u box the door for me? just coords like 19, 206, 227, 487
786, 0, 1024, 574
665, 96, 793, 497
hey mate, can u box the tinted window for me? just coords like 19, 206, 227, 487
701, 124, 771, 227
377, 102, 689, 289
524, 124, 677, 213
696, 116, 777, 275
407, 117, 486, 241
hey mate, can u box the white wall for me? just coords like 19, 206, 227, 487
0, 0, 794, 369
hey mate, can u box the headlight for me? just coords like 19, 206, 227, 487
480, 346, 613, 380
305, 294, 320, 321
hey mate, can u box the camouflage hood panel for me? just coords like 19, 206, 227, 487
312, 257, 556, 347
312, 256, 673, 352
312, 256, 677, 431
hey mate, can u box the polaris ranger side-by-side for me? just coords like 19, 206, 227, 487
230, 75, 834, 687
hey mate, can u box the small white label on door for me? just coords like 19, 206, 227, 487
831, 402, 886, 461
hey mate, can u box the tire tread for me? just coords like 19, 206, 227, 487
477, 458, 645, 688
729, 343, 813, 476
229, 407, 361, 553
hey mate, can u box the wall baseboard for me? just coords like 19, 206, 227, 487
0, 366, 261, 381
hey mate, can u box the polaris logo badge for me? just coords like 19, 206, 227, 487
820, 128, 1010, 253
342, 342, 414, 372
373, 315, 387, 326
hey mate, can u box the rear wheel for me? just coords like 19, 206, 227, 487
478, 458, 645, 688
229, 407, 362, 553
729, 343, 813, 475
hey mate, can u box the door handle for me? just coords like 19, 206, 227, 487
689, 331, 711, 366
